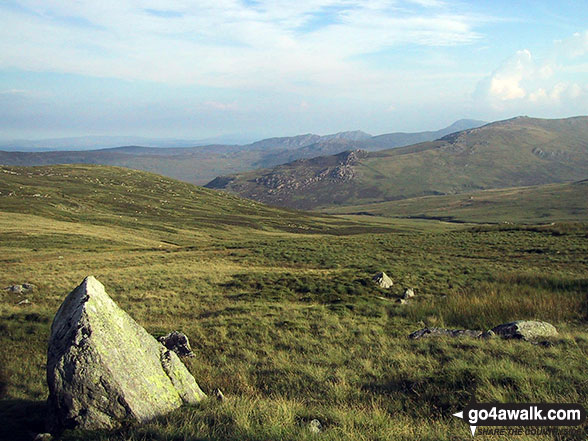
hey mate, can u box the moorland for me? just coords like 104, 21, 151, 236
1, 164, 587, 441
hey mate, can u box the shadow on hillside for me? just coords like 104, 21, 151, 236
0, 399, 47, 441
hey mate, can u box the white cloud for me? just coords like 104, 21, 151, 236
0, 0, 484, 92
474, 32, 588, 111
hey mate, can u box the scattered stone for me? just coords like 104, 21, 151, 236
402, 288, 415, 299
214, 388, 226, 402
408, 327, 483, 339
158, 331, 195, 358
47, 276, 206, 432
480, 330, 495, 339
491, 320, 558, 341
372, 272, 393, 289
33, 433, 53, 441
309, 419, 322, 434
17, 299, 31, 305
5, 283, 36, 294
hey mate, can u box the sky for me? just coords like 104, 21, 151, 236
0, 0, 587, 142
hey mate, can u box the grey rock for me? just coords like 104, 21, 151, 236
33, 433, 53, 441
409, 327, 483, 339
402, 288, 415, 299
491, 320, 558, 341
5, 283, 36, 294
158, 331, 195, 357
309, 419, 322, 434
372, 272, 393, 289
17, 298, 31, 305
47, 276, 206, 432
397, 298, 407, 305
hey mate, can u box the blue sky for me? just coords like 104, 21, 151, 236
0, 0, 587, 141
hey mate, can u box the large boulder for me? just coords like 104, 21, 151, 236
372, 272, 393, 289
491, 320, 558, 341
47, 276, 206, 432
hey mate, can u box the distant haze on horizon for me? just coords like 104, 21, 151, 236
1, 0, 587, 140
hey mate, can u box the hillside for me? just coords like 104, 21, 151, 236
0, 120, 485, 185
206, 116, 588, 209
0, 165, 387, 240
326, 180, 588, 224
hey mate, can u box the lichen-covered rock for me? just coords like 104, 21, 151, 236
372, 272, 393, 289
47, 276, 206, 432
491, 320, 558, 341
309, 419, 322, 434
158, 331, 195, 357
408, 327, 483, 339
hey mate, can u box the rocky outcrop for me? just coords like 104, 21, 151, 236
253, 150, 367, 191
491, 320, 558, 340
47, 276, 205, 432
372, 272, 393, 289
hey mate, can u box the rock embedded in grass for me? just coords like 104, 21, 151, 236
491, 320, 558, 341
5, 283, 35, 294
309, 419, 322, 434
408, 327, 483, 339
46, 276, 206, 432
402, 288, 415, 299
372, 272, 393, 288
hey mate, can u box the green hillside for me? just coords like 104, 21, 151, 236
0, 164, 384, 239
1, 165, 587, 441
326, 180, 588, 224
207, 116, 588, 209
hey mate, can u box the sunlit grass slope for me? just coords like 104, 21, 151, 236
325, 180, 588, 224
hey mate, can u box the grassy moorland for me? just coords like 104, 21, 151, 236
0, 165, 587, 441
325, 180, 588, 225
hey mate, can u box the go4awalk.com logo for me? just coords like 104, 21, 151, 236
452, 390, 586, 437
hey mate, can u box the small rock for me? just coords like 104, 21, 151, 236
480, 330, 495, 339
491, 320, 558, 341
372, 272, 393, 289
214, 388, 226, 402
158, 331, 195, 357
34, 433, 53, 441
5, 283, 36, 294
309, 419, 322, 434
17, 299, 31, 305
397, 298, 407, 305
402, 288, 415, 299
409, 327, 483, 339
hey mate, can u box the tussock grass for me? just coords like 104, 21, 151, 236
407, 275, 588, 330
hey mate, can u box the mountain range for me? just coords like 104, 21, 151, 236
206, 116, 588, 210
0, 119, 485, 185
